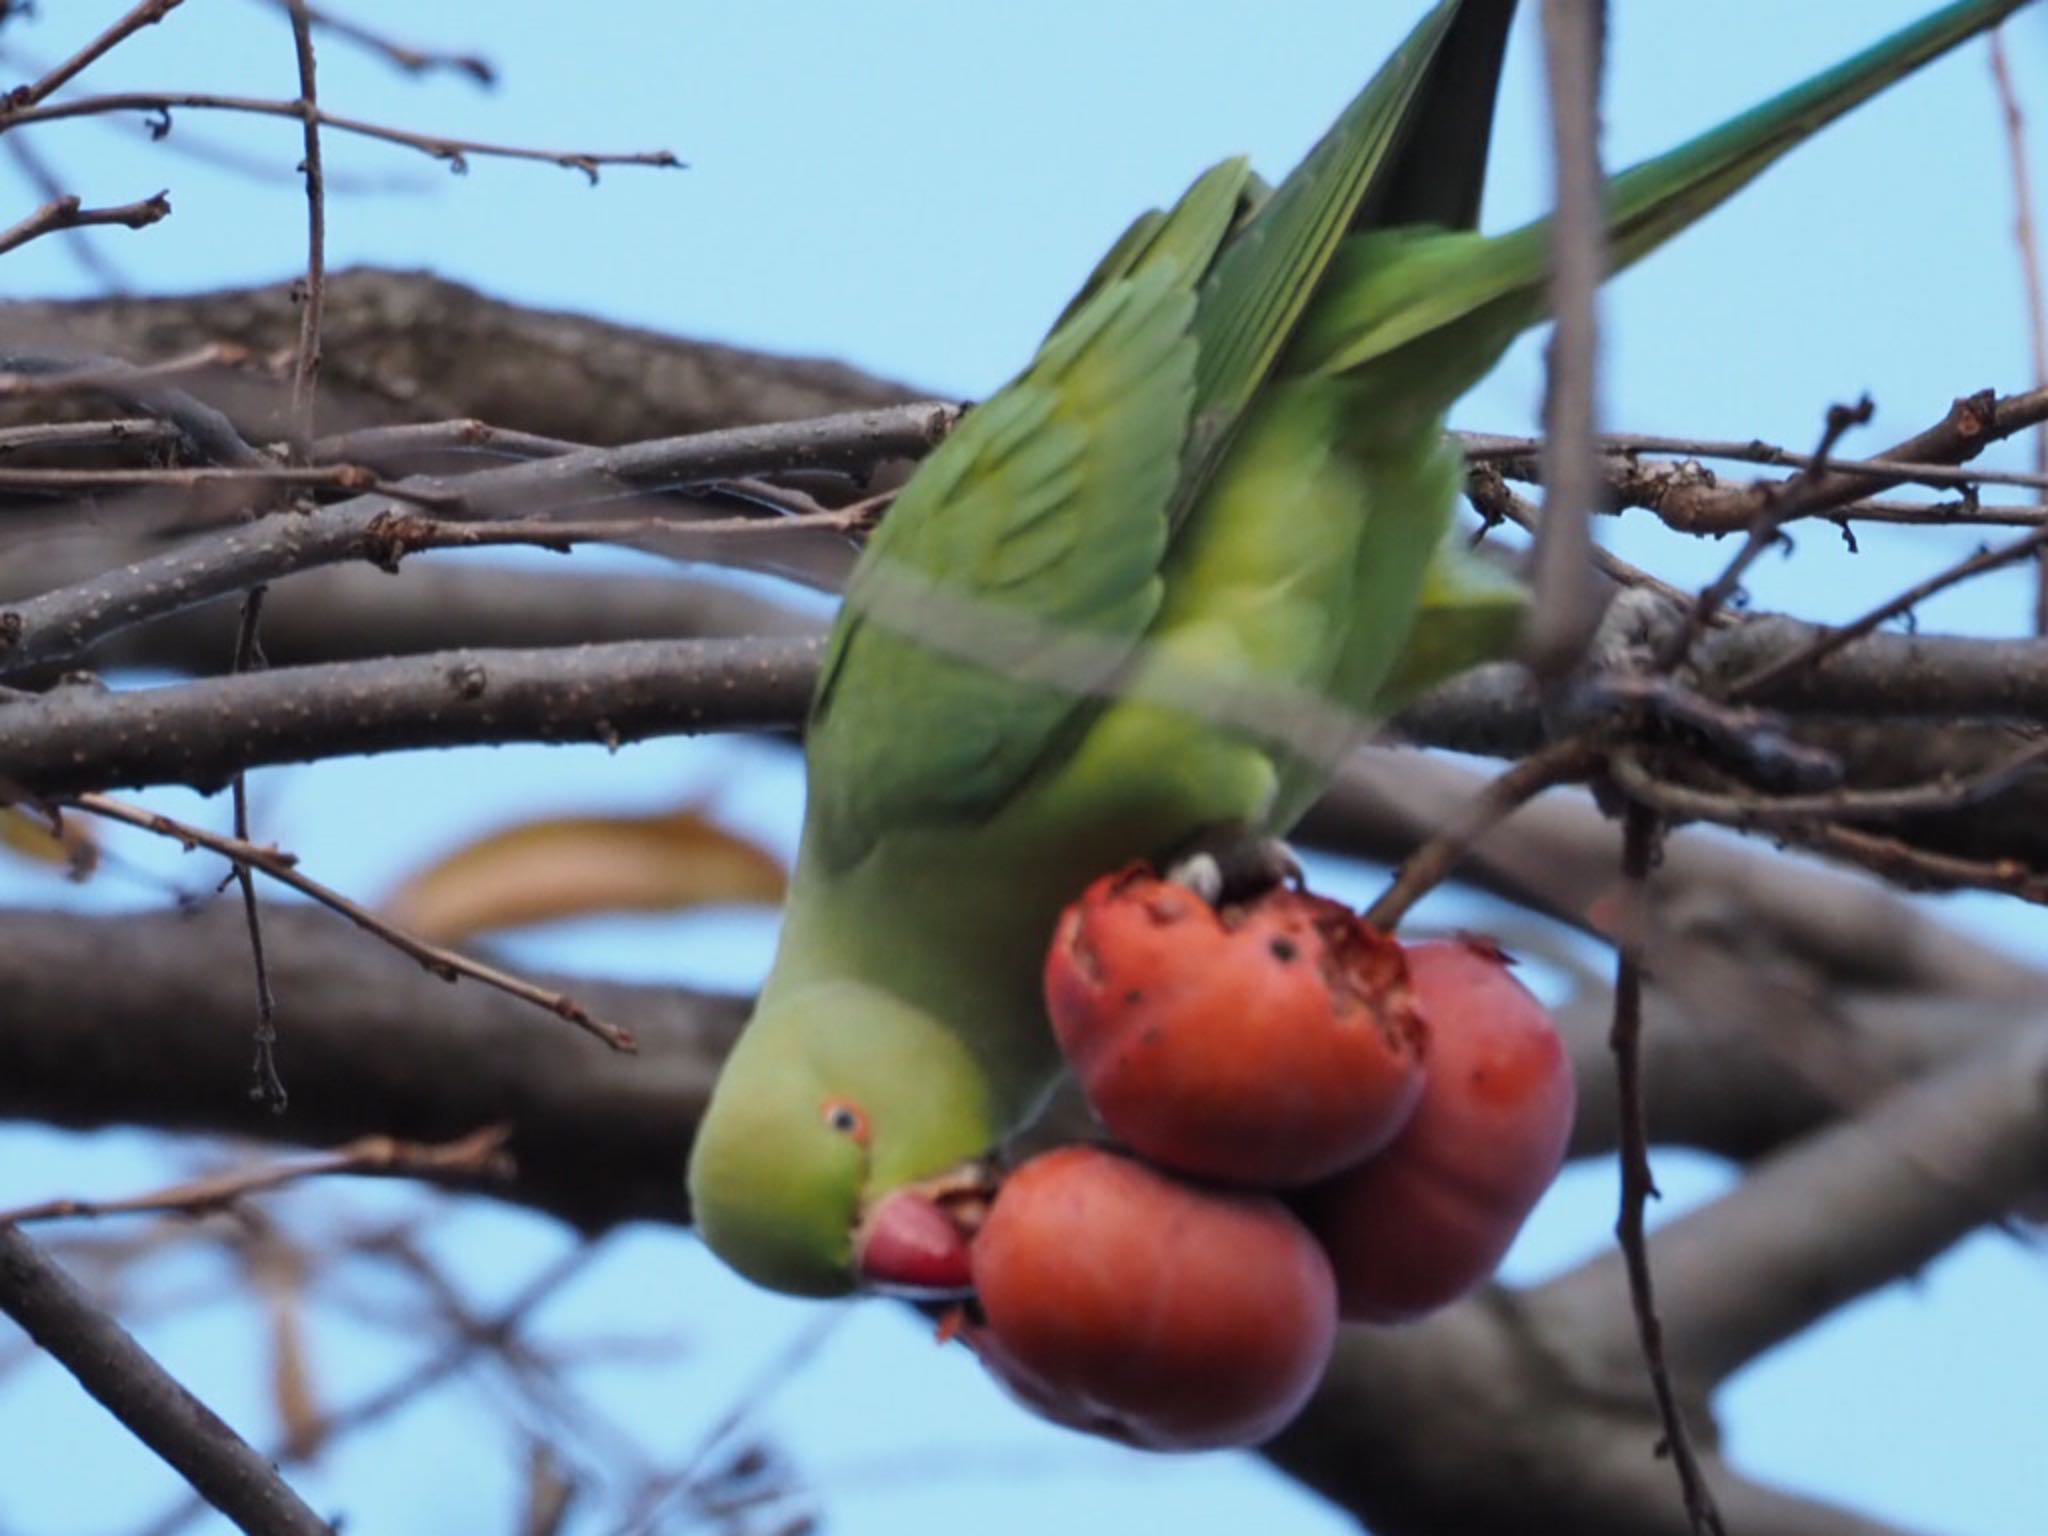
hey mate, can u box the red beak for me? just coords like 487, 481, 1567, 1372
852, 1163, 996, 1298
853, 1189, 973, 1297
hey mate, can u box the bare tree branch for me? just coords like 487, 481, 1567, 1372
0, 403, 954, 676
0, 269, 929, 448
0, 635, 819, 795
1320, 743, 2048, 998
0, 92, 678, 181
0, 898, 2006, 1536
257, 0, 495, 86
1268, 1297, 1931, 1536
1986, 31, 2048, 631
0, 188, 168, 256
1461, 385, 2048, 535
0, 903, 736, 1231
9, 608, 2048, 818
1532, 1024, 2048, 1389
0, 0, 185, 112
0, 1222, 333, 1536
0, 348, 266, 466
63, 792, 638, 1051
1, 134, 138, 290
1523, 0, 1606, 679
0, 1126, 511, 1227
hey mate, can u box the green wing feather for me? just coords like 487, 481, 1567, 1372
804, 164, 1249, 868
1292, 0, 2031, 386
1175, 0, 1511, 511
805, 0, 1521, 869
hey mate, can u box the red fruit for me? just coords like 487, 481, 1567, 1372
1045, 867, 1426, 1187
968, 1145, 1336, 1450
1301, 937, 1575, 1324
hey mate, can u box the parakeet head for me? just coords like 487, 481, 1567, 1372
687, 980, 1000, 1298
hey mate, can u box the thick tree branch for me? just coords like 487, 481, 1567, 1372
0, 541, 819, 683
0, 896, 2010, 1536
1700, 615, 2048, 718
13, 607, 2048, 807
1267, 1297, 1928, 1536
1531, 1024, 2048, 1389
0, 904, 737, 1231
0, 269, 927, 448
0, 636, 819, 795
0, 348, 267, 467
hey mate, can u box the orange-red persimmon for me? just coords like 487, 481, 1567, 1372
1302, 938, 1575, 1323
968, 1145, 1337, 1449
1046, 867, 1425, 1187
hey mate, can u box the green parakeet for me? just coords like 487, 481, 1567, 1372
689, 0, 2030, 1298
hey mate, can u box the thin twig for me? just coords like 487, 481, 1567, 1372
1812, 820, 2048, 906
1789, 497, 2048, 530
1, 134, 135, 289
0, 188, 168, 256
1458, 384, 2048, 535
1724, 524, 2048, 701
1360, 733, 1606, 932
0, 91, 681, 182
1988, 34, 2048, 633
353, 504, 876, 564
1465, 463, 1694, 607
1608, 750, 2048, 907
0, 462, 445, 500
0, 417, 177, 456
283, 0, 323, 453
63, 792, 637, 1052
0, 402, 958, 674
0, 0, 185, 112
260, 0, 494, 86
1466, 431, 2048, 494
1609, 802, 1724, 1536
617, 1311, 847, 1536
137, 1246, 599, 1536
0, 1223, 334, 1536
0, 1126, 512, 1227
1607, 736, 2048, 829
0, 343, 254, 397
0, 348, 266, 467
1524, 0, 1606, 679
312, 418, 582, 468
229, 587, 283, 1112
1659, 396, 1873, 670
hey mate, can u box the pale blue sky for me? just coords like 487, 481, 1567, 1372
2, 4, 2045, 1534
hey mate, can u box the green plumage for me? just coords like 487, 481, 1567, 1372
690, 0, 2030, 1297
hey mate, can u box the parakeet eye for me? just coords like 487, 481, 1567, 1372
821, 1098, 870, 1146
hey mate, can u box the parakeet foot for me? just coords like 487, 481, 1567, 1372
1164, 827, 1302, 906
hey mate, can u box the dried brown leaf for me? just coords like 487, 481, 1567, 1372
382, 805, 786, 942
0, 805, 97, 879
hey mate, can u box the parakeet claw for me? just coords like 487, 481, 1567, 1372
1165, 828, 1302, 906
1168, 851, 1226, 906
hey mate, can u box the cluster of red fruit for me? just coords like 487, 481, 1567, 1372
964, 865, 1576, 1450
